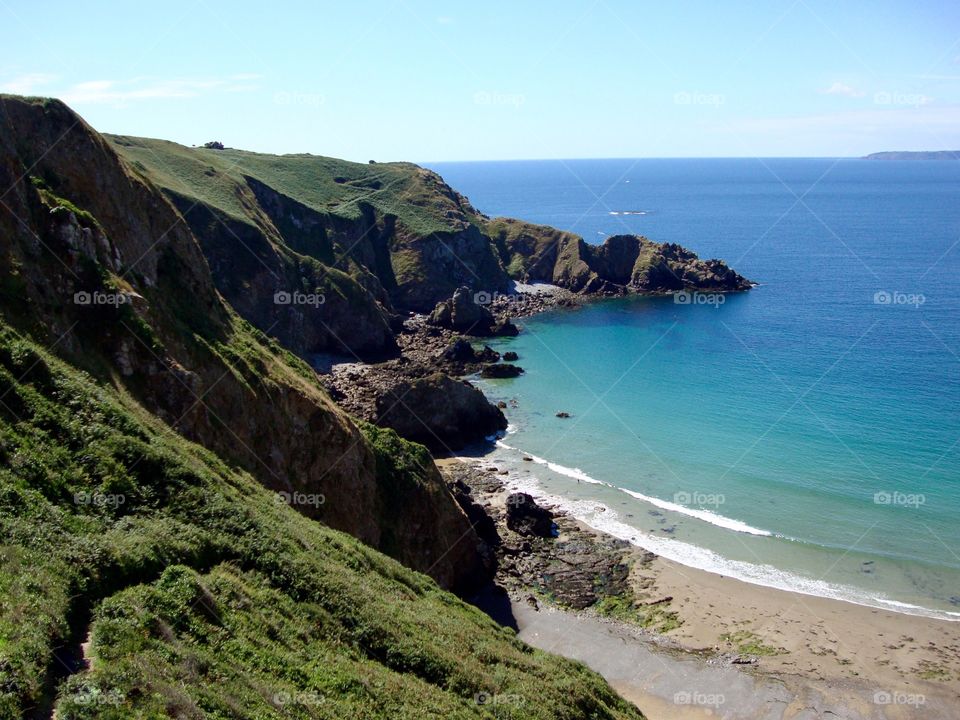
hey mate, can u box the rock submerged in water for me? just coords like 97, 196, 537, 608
503, 351, 519, 361
555, 411, 571, 418
481, 363, 524, 379
506, 493, 555, 538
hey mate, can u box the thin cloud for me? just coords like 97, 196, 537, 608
0, 73, 57, 95
821, 81, 865, 98
57, 76, 261, 106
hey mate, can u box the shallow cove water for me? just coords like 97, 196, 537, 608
427, 157, 960, 618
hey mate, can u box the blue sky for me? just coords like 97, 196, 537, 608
2, 0, 959, 161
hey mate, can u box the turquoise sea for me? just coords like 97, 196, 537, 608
427, 158, 960, 619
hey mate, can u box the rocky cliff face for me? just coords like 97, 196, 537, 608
0, 95, 484, 591
488, 217, 752, 294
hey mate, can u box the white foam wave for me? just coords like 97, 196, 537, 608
620, 488, 771, 536
497, 440, 770, 536
495, 467, 959, 622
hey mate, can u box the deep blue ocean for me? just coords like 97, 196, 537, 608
426, 158, 960, 619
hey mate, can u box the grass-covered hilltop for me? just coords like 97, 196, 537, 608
0, 94, 749, 718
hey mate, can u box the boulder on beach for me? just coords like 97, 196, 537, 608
505, 493, 554, 537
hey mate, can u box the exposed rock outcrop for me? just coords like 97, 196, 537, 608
374, 372, 507, 452
489, 217, 752, 294
428, 285, 519, 336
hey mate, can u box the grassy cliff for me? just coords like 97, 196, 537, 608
0, 94, 487, 589
0, 324, 643, 719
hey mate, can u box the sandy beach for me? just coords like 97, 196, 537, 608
444, 457, 960, 719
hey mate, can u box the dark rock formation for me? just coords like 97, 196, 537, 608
505, 493, 554, 538
428, 285, 493, 334
428, 286, 520, 337
481, 363, 524, 379
441, 338, 500, 365
374, 372, 507, 452
446, 465, 640, 612
488, 217, 752, 295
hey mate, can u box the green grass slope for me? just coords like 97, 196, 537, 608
0, 323, 644, 720
108, 135, 511, 313
110, 136, 479, 240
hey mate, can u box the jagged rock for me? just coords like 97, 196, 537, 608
556, 411, 571, 418
475, 345, 501, 363
429, 286, 496, 334
505, 493, 554, 538
442, 338, 477, 363
503, 351, 519, 361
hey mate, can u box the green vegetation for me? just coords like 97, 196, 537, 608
916, 661, 953, 681
109, 135, 473, 238
718, 630, 785, 657
0, 324, 644, 719
594, 595, 681, 634
34, 183, 101, 230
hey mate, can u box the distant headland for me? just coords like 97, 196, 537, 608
864, 150, 960, 160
